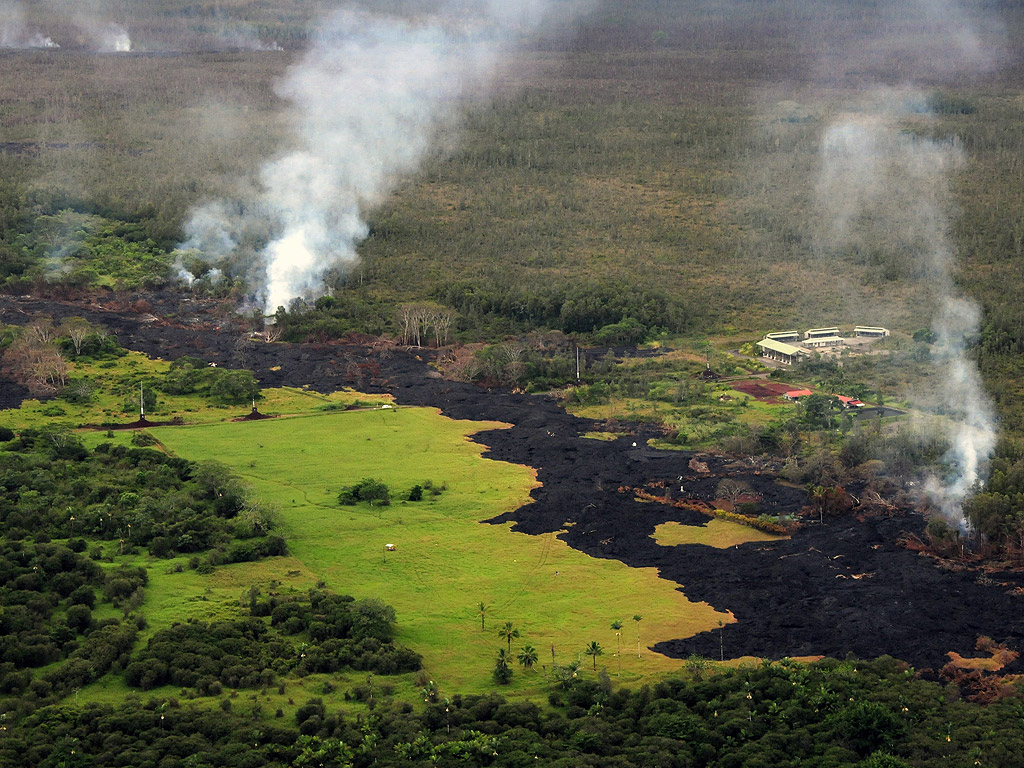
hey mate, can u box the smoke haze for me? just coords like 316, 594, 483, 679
181, 1, 589, 313
0, 1, 57, 48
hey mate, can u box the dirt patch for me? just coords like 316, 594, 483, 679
733, 380, 795, 401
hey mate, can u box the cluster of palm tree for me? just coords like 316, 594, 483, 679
479, 604, 536, 685
481, 603, 644, 684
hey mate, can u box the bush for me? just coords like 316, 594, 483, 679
131, 431, 157, 447
338, 478, 391, 507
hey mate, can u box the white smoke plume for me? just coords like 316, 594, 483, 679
215, 23, 283, 52
98, 22, 131, 52
811, 0, 1005, 525
57, 0, 132, 52
817, 101, 996, 523
0, 1, 58, 48
182, 1, 589, 313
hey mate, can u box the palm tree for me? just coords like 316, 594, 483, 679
477, 602, 488, 631
809, 485, 828, 524
585, 641, 604, 671
517, 644, 538, 670
633, 614, 643, 658
610, 620, 623, 674
493, 648, 512, 684
553, 658, 581, 689
497, 621, 520, 653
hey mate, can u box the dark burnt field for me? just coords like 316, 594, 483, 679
3, 294, 1024, 674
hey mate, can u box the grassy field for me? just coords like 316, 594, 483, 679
131, 405, 768, 698
1, 349, 391, 432
653, 519, 783, 549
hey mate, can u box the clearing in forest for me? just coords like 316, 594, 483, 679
151, 406, 735, 694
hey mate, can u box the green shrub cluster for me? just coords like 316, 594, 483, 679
338, 478, 391, 507
125, 589, 419, 691
0, 539, 143, 714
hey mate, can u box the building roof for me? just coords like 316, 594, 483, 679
757, 338, 806, 356
804, 335, 845, 345
784, 389, 814, 398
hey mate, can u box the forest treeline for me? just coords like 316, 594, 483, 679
2, 655, 1023, 768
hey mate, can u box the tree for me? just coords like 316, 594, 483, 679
716, 478, 749, 508
338, 478, 391, 507
610, 620, 623, 674
552, 658, 581, 689
686, 654, 712, 680
497, 621, 520, 653
633, 614, 642, 658
493, 648, 512, 684
350, 598, 396, 642
293, 736, 353, 768
2, 333, 67, 394
517, 644, 538, 670
584, 641, 604, 670
209, 369, 260, 405
60, 317, 93, 356
809, 485, 829, 524
477, 602, 488, 632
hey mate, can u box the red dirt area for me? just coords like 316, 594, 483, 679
733, 380, 794, 401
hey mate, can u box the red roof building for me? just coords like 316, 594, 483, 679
836, 395, 865, 408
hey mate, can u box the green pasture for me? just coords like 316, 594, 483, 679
147, 407, 744, 696
652, 520, 783, 549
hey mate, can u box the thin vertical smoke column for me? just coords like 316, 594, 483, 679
818, 103, 995, 525
256, 10, 492, 315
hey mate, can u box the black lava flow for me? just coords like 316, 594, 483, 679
3, 295, 1024, 672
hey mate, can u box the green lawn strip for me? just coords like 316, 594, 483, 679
1, 351, 391, 432
150, 408, 733, 697
652, 519, 784, 549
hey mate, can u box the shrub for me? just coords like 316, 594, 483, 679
338, 478, 391, 507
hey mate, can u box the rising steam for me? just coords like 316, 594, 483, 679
0, 1, 57, 48
816, 100, 995, 523
60, 0, 132, 51
181, 1, 588, 314
97, 23, 131, 52
810, 0, 1005, 525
